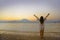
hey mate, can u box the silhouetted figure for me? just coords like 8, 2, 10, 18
34, 13, 50, 40
40, 16, 44, 24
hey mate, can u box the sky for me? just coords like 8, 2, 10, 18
0, 0, 60, 21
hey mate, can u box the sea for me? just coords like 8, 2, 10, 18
0, 22, 60, 32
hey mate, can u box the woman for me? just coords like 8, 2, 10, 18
34, 13, 50, 39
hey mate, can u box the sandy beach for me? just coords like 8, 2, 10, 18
0, 31, 60, 40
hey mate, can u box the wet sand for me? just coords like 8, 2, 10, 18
0, 31, 60, 40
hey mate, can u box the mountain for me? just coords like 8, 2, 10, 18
19, 19, 32, 23
0, 19, 34, 23
0, 19, 60, 23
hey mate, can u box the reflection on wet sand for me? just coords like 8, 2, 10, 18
0, 31, 60, 40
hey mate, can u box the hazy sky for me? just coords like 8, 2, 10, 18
0, 0, 60, 20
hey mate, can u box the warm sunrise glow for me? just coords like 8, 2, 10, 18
0, 0, 60, 21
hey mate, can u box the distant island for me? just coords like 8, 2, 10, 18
0, 19, 60, 23
0, 19, 37, 23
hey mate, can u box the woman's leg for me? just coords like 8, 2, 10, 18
40, 29, 44, 39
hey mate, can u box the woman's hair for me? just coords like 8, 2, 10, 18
40, 16, 44, 24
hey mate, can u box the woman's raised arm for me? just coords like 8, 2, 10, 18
44, 13, 50, 20
34, 14, 40, 21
